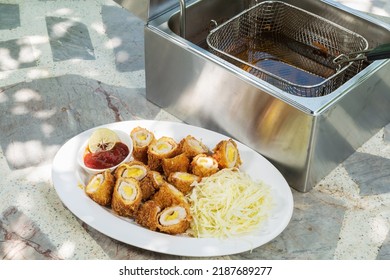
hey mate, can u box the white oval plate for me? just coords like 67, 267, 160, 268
51, 120, 293, 257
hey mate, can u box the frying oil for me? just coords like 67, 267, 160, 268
232, 36, 336, 86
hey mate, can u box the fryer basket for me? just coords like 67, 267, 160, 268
206, 1, 369, 97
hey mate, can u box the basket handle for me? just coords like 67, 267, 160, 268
366, 43, 390, 61
334, 43, 390, 67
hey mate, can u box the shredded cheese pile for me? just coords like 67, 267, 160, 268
187, 168, 272, 238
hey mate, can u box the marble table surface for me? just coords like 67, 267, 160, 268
0, 0, 389, 260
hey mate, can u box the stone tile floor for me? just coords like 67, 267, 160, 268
0, 0, 390, 260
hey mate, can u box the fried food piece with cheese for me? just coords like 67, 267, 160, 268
190, 154, 219, 177
114, 160, 149, 181
168, 171, 200, 195
85, 169, 115, 207
130, 126, 155, 164
157, 204, 191, 235
135, 200, 161, 231
111, 177, 142, 218
212, 139, 242, 169
151, 182, 186, 209
179, 135, 209, 159
162, 153, 190, 177
147, 136, 181, 172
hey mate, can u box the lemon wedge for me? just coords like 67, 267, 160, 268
88, 128, 120, 153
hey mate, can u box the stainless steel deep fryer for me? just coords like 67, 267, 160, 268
115, 0, 390, 192
206, 1, 369, 97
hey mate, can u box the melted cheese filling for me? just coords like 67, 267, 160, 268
86, 174, 104, 193
122, 165, 147, 180
196, 156, 217, 169
175, 172, 197, 182
159, 206, 187, 226
134, 131, 152, 147
118, 181, 138, 201
152, 141, 173, 154
225, 142, 237, 168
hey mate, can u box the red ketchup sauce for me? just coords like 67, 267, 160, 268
84, 142, 129, 169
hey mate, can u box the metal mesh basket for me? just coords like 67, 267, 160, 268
206, 1, 369, 97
